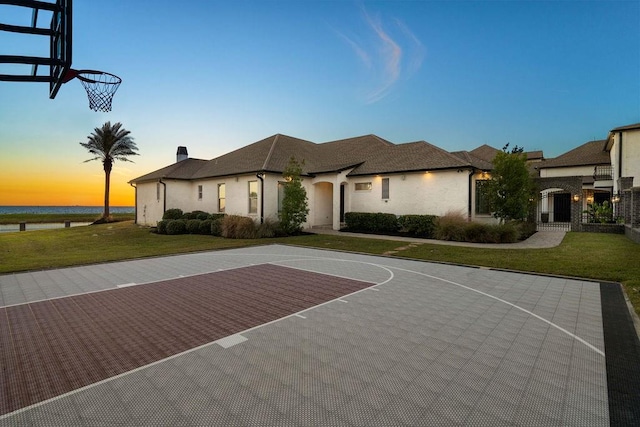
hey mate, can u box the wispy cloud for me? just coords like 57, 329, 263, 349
336, 6, 426, 104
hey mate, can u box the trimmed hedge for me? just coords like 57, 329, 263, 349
157, 220, 168, 234
344, 211, 531, 243
344, 212, 398, 233
162, 208, 184, 220
166, 219, 187, 235
211, 218, 223, 236
186, 219, 202, 234
199, 219, 213, 235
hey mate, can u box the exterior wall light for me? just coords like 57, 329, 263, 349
573, 194, 580, 202
586, 195, 594, 204
612, 194, 620, 203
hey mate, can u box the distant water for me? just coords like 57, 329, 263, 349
0, 206, 134, 215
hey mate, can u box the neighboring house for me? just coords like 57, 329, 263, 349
534, 122, 640, 232
130, 134, 495, 229
606, 123, 640, 195
536, 139, 612, 224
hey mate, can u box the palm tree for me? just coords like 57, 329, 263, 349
80, 122, 138, 222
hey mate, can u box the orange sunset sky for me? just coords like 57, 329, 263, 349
0, 145, 141, 207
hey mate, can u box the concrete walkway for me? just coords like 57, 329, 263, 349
306, 228, 566, 249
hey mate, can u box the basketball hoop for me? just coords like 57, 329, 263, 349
69, 70, 122, 112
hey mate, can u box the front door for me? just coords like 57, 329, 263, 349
553, 193, 571, 222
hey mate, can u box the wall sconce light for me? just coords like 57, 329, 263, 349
573, 194, 580, 202
586, 195, 594, 204
612, 194, 620, 203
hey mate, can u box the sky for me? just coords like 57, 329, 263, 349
0, 0, 638, 206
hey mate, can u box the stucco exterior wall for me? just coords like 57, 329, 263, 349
347, 170, 469, 217
135, 181, 164, 226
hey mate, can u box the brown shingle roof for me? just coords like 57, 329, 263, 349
345, 140, 469, 176
538, 140, 609, 169
130, 158, 209, 183
451, 151, 494, 170
131, 134, 484, 183
469, 144, 499, 163
610, 122, 640, 132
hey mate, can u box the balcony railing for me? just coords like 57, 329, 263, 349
593, 165, 613, 181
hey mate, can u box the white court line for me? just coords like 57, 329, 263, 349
271, 256, 604, 357
386, 265, 605, 357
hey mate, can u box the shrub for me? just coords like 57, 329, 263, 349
163, 208, 183, 220
208, 213, 225, 221
181, 211, 208, 220
495, 222, 519, 243
516, 220, 537, 241
166, 219, 187, 235
186, 219, 202, 234
199, 219, 212, 235
434, 211, 467, 241
398, 215, 437, 238
257, 218, 282, 238
344, 212, 398, 233
156, 220, 168, 234
221, 215, 257, 239
211, 218, 223, 236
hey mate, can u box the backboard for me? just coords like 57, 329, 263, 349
0, 0, 72, 99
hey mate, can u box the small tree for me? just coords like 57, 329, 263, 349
279, 157, 309, 234
486, 144, 535, 222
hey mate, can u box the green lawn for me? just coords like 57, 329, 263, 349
0, 213, 134, 224
1, 221, 639, 316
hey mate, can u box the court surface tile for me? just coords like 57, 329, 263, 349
1, 244, 638, 426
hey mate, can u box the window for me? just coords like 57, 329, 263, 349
197, 185, 203, 200
355, 182, 372, 191
156, 183, 161, 201
218, 184, 225, 212
475, 180, 491, 215
249, 181, 258, 214
382, 178, 389, 199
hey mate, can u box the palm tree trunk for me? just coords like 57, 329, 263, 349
103, 160, 112, 219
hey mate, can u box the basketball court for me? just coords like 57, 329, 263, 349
1, 244, 638, 426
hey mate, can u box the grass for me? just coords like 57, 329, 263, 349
1, 221, 639, 317
0, 213, 134, 224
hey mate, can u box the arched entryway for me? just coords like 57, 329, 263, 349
536, 177, 582, 231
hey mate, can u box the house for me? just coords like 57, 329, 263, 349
130, 123, 640, 238
536, 139, 611, 225
606, 123, 640, 234
130, 134, 496, 229
535, 122, 640, 235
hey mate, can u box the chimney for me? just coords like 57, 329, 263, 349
176, 146, 188, 162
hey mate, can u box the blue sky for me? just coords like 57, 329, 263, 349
0, 0, 638, 205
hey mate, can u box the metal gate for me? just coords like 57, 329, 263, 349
538, 190, 572, 231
